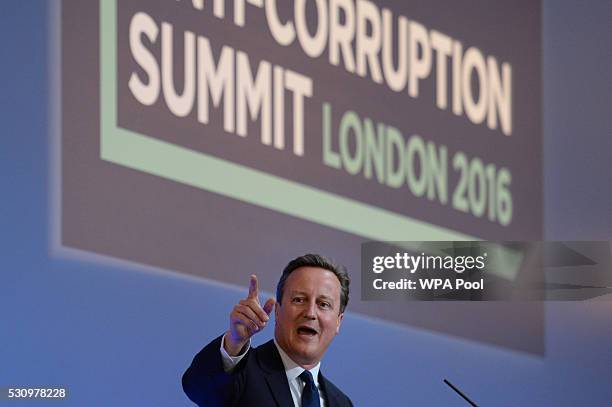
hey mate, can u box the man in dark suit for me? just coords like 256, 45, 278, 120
183, 254, 353, 406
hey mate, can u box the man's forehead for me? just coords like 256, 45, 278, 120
285, 267, 341, 294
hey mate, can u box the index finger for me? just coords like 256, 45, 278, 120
247, 274, 259, 301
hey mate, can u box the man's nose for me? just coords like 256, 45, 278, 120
303, 300, 317, 319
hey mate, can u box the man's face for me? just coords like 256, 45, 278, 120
274, 267, 344, 369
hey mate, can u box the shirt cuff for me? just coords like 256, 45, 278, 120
220, 333, 251, 372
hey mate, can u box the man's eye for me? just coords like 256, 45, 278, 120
292, 297, 304, 304
319, 302, 331, 309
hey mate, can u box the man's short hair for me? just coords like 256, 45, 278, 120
276, 254, 350, 314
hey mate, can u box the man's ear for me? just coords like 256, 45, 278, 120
335, 312, 344, 335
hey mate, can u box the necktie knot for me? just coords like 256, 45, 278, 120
299, 370, 320, 407
299, 370, 315, 385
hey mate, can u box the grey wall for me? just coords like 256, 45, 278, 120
544, 0, 612, 240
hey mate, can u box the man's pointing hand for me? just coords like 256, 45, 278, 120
224, 275, 276, 356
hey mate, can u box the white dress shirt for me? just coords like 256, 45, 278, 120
220, 333, 327, 407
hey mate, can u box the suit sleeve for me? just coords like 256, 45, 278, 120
182, 335, 248, 406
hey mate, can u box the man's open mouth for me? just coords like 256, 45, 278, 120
297, 326, 318, 336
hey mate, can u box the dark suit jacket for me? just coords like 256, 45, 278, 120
182, 335, 353, 407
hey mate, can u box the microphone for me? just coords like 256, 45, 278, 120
443, 379, 479, 406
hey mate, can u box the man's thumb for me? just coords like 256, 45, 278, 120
263, 298, 276, 315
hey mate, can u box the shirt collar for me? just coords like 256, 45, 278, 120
273, 339, 321, 386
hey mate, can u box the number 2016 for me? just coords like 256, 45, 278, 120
452, 152, 512, 226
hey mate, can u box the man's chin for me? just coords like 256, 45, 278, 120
288, 344, 320, 364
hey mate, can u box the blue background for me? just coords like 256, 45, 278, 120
2, 1, 611, 405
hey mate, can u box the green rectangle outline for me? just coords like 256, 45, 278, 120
99, 0, 476, 242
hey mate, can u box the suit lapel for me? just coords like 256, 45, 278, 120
319, 372, 341, 407
257, 340, 295, 407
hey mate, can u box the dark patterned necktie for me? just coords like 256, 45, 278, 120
299, 370, 321, 407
